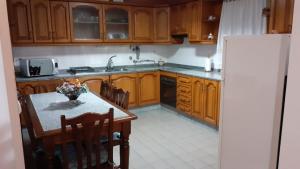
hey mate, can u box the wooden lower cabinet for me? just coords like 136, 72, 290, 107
138, 71, 160, 106
79, 75, 109, 94
192, 77, 220, 127
203, 80, 220, 126
111, 73, 139, 107
17, 79, 63, 95
192, 78, 205, 120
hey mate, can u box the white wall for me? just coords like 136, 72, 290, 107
0, 0, 25, 168
278, 1, 300, 169
12, 39, 219, 70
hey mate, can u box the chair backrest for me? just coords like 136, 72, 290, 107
18, 95, 38, 149
60, 109, 114, 169
100, 81, 109, 97
100, 81, 116, 102
114, 89, 129, 110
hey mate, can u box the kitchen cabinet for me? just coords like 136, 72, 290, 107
203, 79, 220, 126
79, 76, 109, 94
192, 78, 205, 120
30, 0, 52, 43
138, 71, 160, 106
188, 1, 201, 41
192, 77, 220, 127
69, 2, 103, 42
132, 7, 154, 42
103, 5, 131, 42
111, 73, 138, 107
170, 4, 189, 35
176, 75, 192, 115
50, 1, 71, 43
188, 0, 222, 44
17, 79, 63, 95
154, 7, 170, 42
8, 0, 33, 43
269, 0, 294, 33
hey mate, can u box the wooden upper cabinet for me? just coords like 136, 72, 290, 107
30, 0, 52, 43
132, 7, 154, 42
192, 78, 205, 120
50, 1, 71, 43
111, 73, 138, 107
69, 2, 103, 42
154, 7, 170, 42
138, 71, 160, 106
79, 76, 109, 94
103, 5, 131, 42
8, 0, 33, 43
188, 1, 201, 42
203, 80, 220, 126
170, 4, 188, 35
269, 0, 294, 33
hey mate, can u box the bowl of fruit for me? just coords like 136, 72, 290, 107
56, 79, 88, 101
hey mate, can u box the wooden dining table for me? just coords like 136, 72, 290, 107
26, 91, 137, 169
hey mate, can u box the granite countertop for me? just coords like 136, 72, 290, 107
15, 64, 222, 82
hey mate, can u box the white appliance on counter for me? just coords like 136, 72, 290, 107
219, 35, 290, 169
20, 58, 58, 77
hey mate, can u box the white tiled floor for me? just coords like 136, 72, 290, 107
114, 105, 219, 169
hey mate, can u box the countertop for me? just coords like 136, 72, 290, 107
15, 64, 222, 82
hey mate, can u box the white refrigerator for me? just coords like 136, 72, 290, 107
219, 35, 290, 169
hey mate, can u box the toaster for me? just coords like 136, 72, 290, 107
20, 58, 58, 77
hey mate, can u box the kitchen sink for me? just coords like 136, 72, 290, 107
104, 67, 129, 72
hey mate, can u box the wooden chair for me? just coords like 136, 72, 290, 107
60, 109, 115, 169
100, 81, 116, 102
100, 81, 110, 98
113, 89, 129, 110
18, 95, 39, 150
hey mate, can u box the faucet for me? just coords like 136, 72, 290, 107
133, 59, 156, 65
106, 55, 117, 71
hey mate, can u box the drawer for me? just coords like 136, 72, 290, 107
177, 103, 192, 114
177, 75, 192, 84
177, 95, 192, 105
177, 85, 192, 94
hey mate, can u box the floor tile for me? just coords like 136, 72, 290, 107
114, 105, 219, 169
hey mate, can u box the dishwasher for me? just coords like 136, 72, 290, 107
160, 76, 177, 108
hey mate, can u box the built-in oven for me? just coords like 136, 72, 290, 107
160, 76, 177, 108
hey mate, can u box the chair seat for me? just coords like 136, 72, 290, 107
55, 144, 109, 169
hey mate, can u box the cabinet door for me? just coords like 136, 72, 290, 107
17, 80, 62, 95
103, 5, 131, 42
111, 73, 138, 107
69, 2, 103, 42
50, 1, 71, 43
31, 0, 52, 43
138, 72, 160, 106
269, 0, 294, 33
79, 76, 109, 94
188, 1, 201, 41
192, 78, 205, 120
170, 5, 180, 35
170, 4, 188, 35
154, 7, 170, 42
132, 7, 154, 42
203, 80, 220, 126
8, 0, 33, 43
179, 4, 189, 34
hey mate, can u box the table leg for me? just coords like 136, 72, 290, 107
43, 138, 55, 169
120, 122, 131, 169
